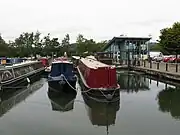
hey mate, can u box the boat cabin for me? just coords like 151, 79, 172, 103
78, 57, 117, 88
50, 61, 74, 77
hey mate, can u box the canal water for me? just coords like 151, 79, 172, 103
0, 72, 180, 135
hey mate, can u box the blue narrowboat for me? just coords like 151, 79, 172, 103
48, 59, 77, 92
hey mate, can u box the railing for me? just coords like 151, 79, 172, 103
115, 59, 180, 73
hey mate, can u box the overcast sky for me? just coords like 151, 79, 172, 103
0, 0, 179, 42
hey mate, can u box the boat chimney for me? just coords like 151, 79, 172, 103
64, 52, 67, 58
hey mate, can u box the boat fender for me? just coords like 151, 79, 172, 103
26, 77, 30, 83
106, 94, 113, 101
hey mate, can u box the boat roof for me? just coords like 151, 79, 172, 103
0, 60, 40, 70
80, 58, 112, 69
52, 61, 73, 64
85, 55, 97, 60
72, 56, 80, 60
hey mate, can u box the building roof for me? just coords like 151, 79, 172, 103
103, 36, 151, 51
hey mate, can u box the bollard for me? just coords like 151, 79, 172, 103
157, 62, 159, 70
176, 64, 178, 72
144, 60, 146, 67
166, 63, 168, 71
157, 80, 159, 87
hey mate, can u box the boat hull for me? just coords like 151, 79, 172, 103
1, 70, 44, 91
48, 79, 76, 93
0, 68, 44, 91
77, 66, 120, 102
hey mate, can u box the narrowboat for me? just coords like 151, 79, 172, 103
48, 58, 77, 93
47, 89, 77, 112
39, 57, 49, 67
77, 56, 120, 101
0, 61, 45, 90
38, 57, 51, 76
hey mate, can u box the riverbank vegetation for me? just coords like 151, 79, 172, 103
0, 32, 107, 57
1, 21, 180, 57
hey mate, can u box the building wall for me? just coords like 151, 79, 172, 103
104, 39, 150, 61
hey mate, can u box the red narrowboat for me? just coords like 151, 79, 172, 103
77, 57, 120, 101
39, 58, 49, 67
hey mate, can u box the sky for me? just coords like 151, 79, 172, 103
0, 0, 179, 43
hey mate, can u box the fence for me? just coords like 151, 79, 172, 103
116, 59, 180, 73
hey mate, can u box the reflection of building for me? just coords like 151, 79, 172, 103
157, 86, 180, 120
82, 93, 120, 134
48, 90, 77, 112
117, 71, 149, 92
0, 80, 43, 117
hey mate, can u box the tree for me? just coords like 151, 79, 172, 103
61, 34, 70, 46
0, 34, 9, 56
61, 34, 70, 56
32, 31, 42, 57
14, 32, 35, 57
42, 33, 61, 56
76, 34, 107, 55
159, 22, 180, 54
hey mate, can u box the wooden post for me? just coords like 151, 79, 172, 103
165, 83, 167, 90
144, 60, 146, 67
176, 51, 178, 72
157, 62, 159, 70
166, 63, 168, 71
157, 80, 159, 87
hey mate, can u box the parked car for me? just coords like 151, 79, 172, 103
153, 56, 163, 62
168, 55, 180, 63
150, 51, 163, 60
162, 55, 174, 62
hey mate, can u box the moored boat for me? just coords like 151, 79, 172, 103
77, 56, 120, 101
38, 57, 51, 77
48, 58, 77, 93
0, 61, 44, 91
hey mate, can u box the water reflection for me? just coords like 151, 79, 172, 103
47, 90, 77, 112
0, 79, 44, 117
157, 86, 180, 120
82, 93, 120, 134
117, 71, 149, 92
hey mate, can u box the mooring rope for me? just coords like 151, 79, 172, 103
62, 74, 119, 101
62, 74, 93, 93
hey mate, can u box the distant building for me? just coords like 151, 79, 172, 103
103, 36, 151, 61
